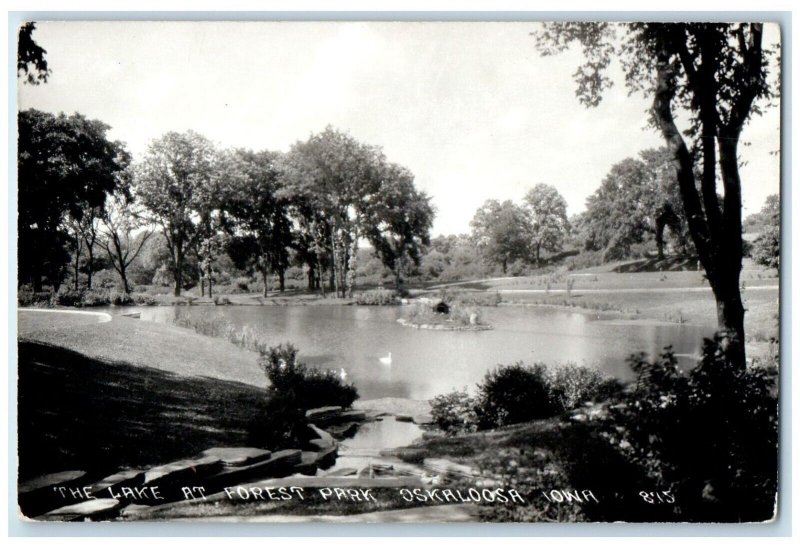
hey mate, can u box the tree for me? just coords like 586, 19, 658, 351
18, 109, 130, 291
470, 200, 531, 274
522, 183, 570, 265
750, 194, 779, 270
136, 131, 218, 296
363, 163, 435, 289
99, 189, 154, 293
280, 127, 387, 298
224, 149, 292, 296
535, 23, 778, 368
18, 22, 50, 85
583, 149, 687, 261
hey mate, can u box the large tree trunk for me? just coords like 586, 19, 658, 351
262, 257, 270, 298
173, 246, 183, 297
652, 48, 746, 369
346, 226, 359, 298
86, 246, 94, 289
307, 261, 316, 291
655, 216, 666, 260
73, 252, 80, 291
119, 269, 130, 295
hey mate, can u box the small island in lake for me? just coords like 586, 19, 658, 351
397, 299, 493, 331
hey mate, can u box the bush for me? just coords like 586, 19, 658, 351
354, 288, 399, 305
546, 363, 621, 411
476, 363, 555, 428
110, 292, 134, 306
605, 336, 778, 521
438, 362, 619, 431
253, 344, 359, 447
261, 344, 359, 411
132, 293, 157, 306
53, 288, 111, 307
565, 250, 604, 271
429, 389, 479, 434
18, 289, 53, 307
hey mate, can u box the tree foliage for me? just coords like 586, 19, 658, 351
18, 109, 130, 291
750, 194, 780, 270
470, 200, 531, 274
99, 188, 154, 293
281, 126, 432, 295
522, 183, 570, 264
17, 22, 50, 85
135, 131, 218, 296
583, 148, 688, 260
223, 149, 292, 295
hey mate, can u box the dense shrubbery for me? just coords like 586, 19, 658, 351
253, 344, 359, 447
354, 288, 399, 305
52, 288, 111, 307
430, 362, 617, 432
261, 344, 358, 410
564, 250, 605, 271
545, 363, 621, 411
17, 288, 53, 307
110, 292, 134, 306
429, 390, 479, 434
476, 363, 555, 427
604, 337, 778, 521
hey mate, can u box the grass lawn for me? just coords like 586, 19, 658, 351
19, 311, 263, 387
17, 341, 270, 481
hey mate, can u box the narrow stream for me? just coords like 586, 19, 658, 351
319, 416, 424, 476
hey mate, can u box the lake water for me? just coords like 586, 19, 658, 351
113, 304, 715, 401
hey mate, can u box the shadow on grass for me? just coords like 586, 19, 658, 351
18, 341, 270, 481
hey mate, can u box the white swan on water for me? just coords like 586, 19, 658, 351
379, 352, 392, 366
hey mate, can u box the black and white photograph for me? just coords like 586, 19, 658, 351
13, 18, 782, 525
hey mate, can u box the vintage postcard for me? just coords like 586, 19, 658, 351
15, 20, 781, 524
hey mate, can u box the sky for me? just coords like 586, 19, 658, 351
17, 21, 782, 237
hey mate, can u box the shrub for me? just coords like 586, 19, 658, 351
354, 288, 399, 305
18, 289, 53, 307
605, 336, 778, 521
80, 289, 111, 307
132, 293, 157, 306
457, 362, 619, 431
261, 344, 359, 411
565, 250, 604, 271
110, 292, 134, 306
233, 276, 251, 292
53, 288, 111, 307
546, 363, 621, 411
53, 288, 84, 307
475, 363, 556, 428
429, 389, 479, 434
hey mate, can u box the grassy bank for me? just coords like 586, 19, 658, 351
19, 311, 263, 387
18, 341, 269, 480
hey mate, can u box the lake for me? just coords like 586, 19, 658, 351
113, 304, 715, 401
